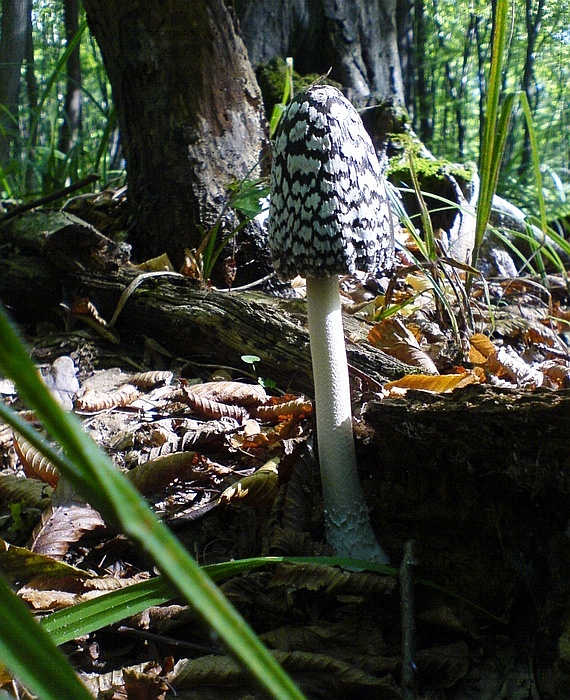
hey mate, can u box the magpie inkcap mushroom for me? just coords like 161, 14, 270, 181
268, 85, 394, 562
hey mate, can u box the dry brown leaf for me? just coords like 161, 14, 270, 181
72, 297, 109, 326
13, 433, 59, 487
368, 316, 417, 348
486, 347, 546, 389
253, 395, 313, 421
384, 372, 480, 395
416, 641, 470, 688
75, 384, 140, 412
29, 501, 105, 559
268, 562, 396, 597
468, 332, 496, 363
525, 325, 557, 347
537, 359, 570, 388
19, 588, 79, 611
126, 370, 173, 389
128, 451, 214, 495
186, 380, 268, 406
368, 317, 439, 374
137, 253, 175, 272
84, 573, 151, 591
168, 651, 400, 695
388, 343, 439, 373
180, 417, 241, 450
123, 663, 169, 700
219, 458, 279, 509
180, 386, 248, 422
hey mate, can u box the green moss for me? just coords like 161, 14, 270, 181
387, 135, 474, 183
256, 57, 340, 117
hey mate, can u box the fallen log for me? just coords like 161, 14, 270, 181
0, 216, 412, 395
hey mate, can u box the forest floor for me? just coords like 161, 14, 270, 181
1, 194, 570, 699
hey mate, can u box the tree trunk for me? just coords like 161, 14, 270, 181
236, 0, 406, 106
412, 0, 432, 143
0, 0, 31, 168
24, 8, 37, 114
58, 0, 82, 167
82, 0, 267, 268
396, 0, 414, 114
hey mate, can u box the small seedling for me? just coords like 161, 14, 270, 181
241, 355, 276, 390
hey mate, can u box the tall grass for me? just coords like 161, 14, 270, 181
469, 0, 567, 288
2, 19, 119, 200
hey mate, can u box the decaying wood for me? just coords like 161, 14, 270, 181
359, 384, 570, 612
0, 246, 412, 395
364, 384, 570, 497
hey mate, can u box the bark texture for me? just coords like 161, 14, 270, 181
0, 0, 31, 164
82, 0, 267, 267
58, 0, 82, 159
0, 214, 411, 395
236, 0, 406, 106
361, 387, 570, 608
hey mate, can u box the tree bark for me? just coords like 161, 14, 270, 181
58, 0, 82, 165
236, 0, 406, 106
0, 0, 31, 167
412, 0, 432, 143
362, 385, 570, 607
396, 0, 414, 122
82, 0, 267, 268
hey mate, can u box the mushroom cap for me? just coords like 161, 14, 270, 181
268, 85, 394, 280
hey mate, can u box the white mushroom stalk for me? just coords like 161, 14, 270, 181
268, 85, 394, 563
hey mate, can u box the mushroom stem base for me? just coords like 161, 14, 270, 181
306, 276, 388, 564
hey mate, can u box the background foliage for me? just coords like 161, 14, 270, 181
412, 0, 570, 219
1, 0, 568, 223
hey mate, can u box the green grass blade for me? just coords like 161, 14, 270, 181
0, 575, 93, 700
0, 305, 305, 700
471, 0, 510, 273
42, 556, 395, 645
41, 576, 174, 644
41, 553, 503, 649
408, 152, 437, 261
519, 92, 550, 278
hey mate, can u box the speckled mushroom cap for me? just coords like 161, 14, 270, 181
268, 84, 394, 281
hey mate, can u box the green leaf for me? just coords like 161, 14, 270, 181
471, 0, 510, 275
241, 354, 261, 365
230, 179, 269, 219
0, 575, 92, 700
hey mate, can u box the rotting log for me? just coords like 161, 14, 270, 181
359, 384, 570, 613
0, 247, 412, 395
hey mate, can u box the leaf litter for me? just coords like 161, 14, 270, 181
2, 248, 570, 697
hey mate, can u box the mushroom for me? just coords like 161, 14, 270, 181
268, 85, 394, 563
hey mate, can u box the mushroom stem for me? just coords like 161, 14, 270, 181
306, 276, 389, 563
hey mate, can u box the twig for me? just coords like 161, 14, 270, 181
1, 173, 100, 222
400, 540, 418, 699
215, 271, 276, 292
